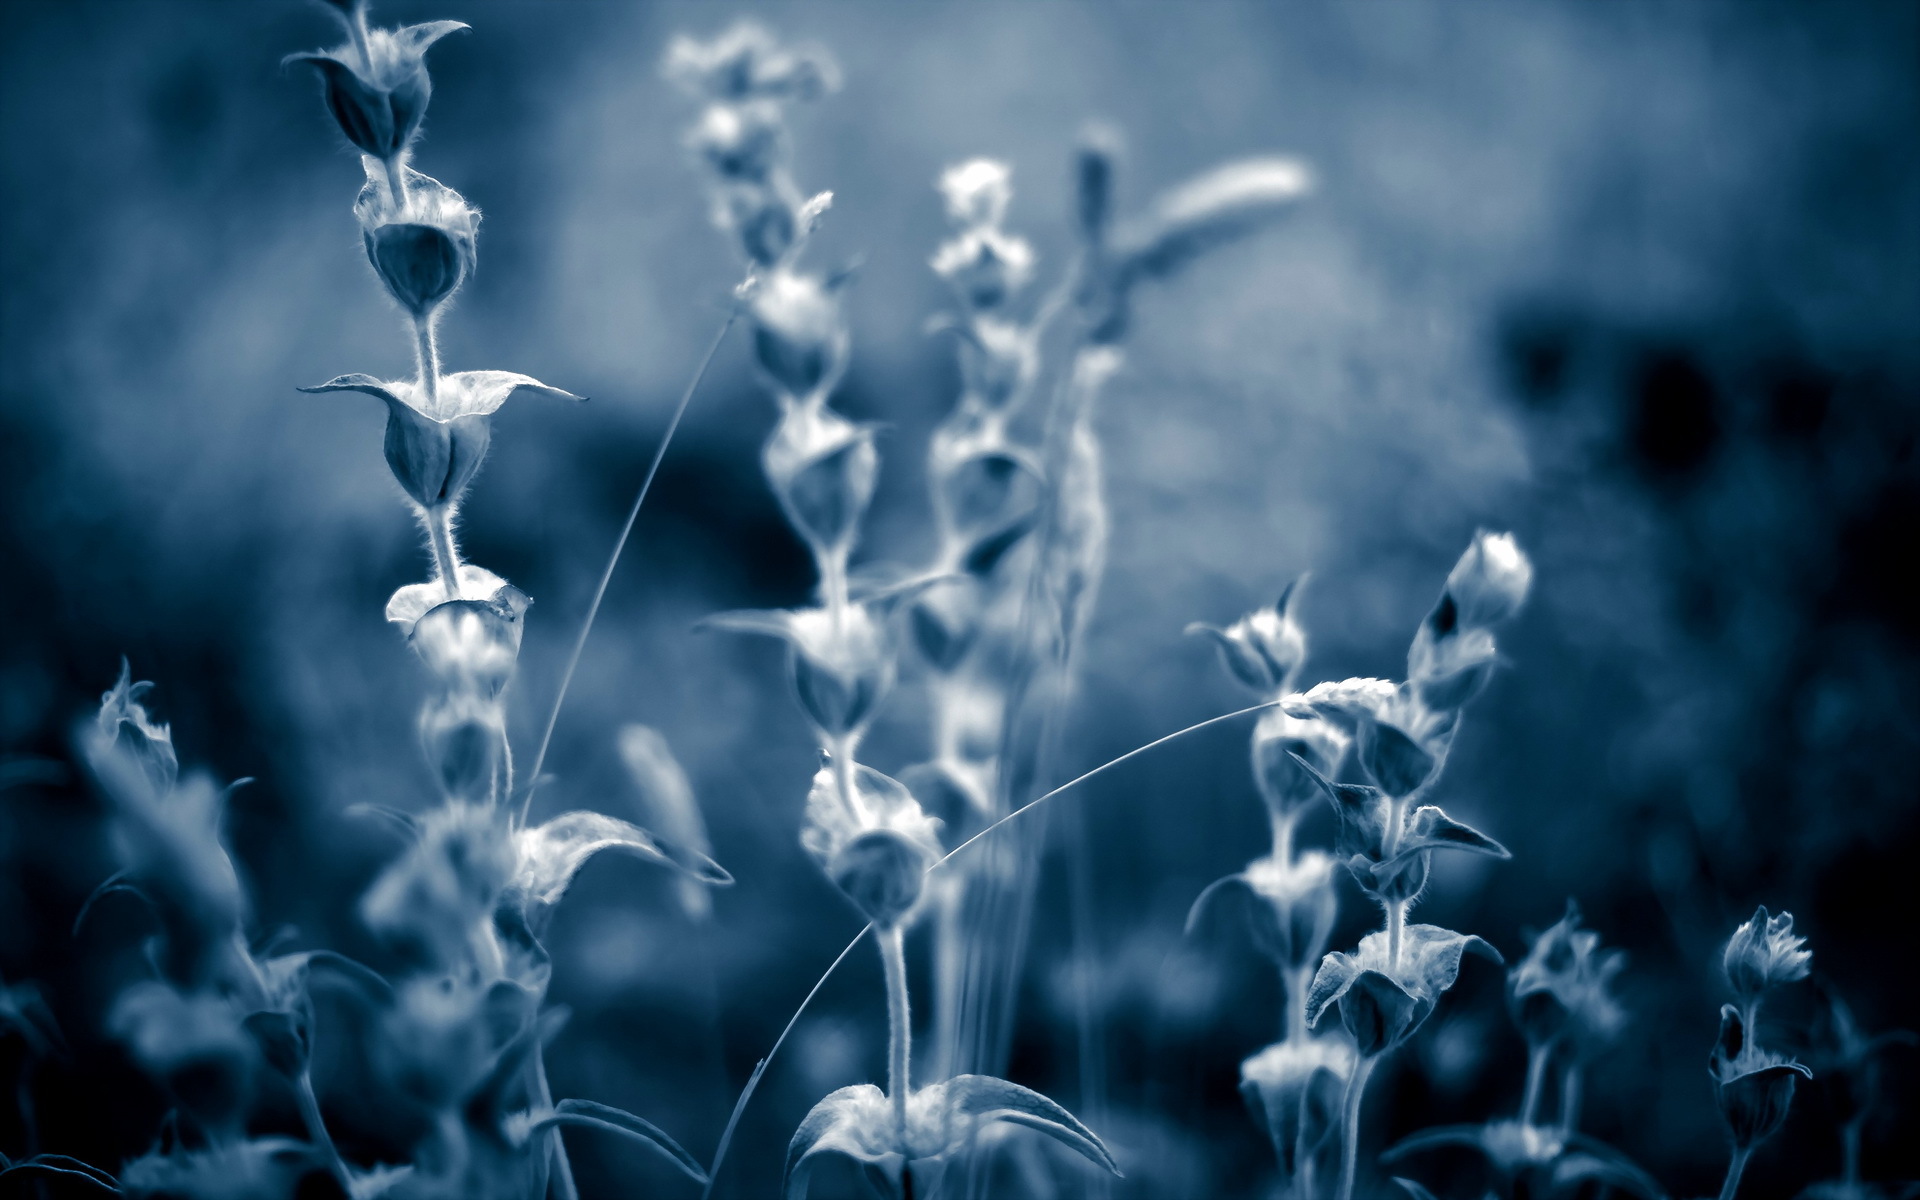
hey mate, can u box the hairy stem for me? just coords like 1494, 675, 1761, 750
1284, 966, 1311, 1045
1520, 1041, 1551, 1126
518, 303, 737, 826
1718, 1145, 1752, 1200
1271, 810, 1296, 871
1386, 899, 1407, 974
881, 925, 912, 1135
294, 1069, 354, 1197
424, 504, 460, 599
412, 316, 439, 402
1336, 1055, 1378, 1200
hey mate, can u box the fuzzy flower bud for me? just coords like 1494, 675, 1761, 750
96, 659, 178, 797
703, 595, 918, 740
1444, 531, 1534, 631
1506, 900, 1628, 1054
353, 159, 479, 319
1723, 906, 1812, 1003
1189, 580, 1308, 696
288, 19, 467, 162
1240, 1035, 1353, 1179
409, 587, 530, 700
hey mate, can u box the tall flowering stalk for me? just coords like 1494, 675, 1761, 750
290, 3, 726, 1198
1710, 907, 1814, 1200
1277, 532, 1533, 1200
1186, 584, 1353, 1198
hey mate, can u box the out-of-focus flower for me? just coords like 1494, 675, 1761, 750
1251, 709, 1350, 822
751, 270, 852, 404
1240, 1035, 1353, 1184
1307, 925, 1503, 1057
1808, 983, 1916, 1135
801, 756, 942, 928
417, 690, 509, 804
360, 803, 516, 971
705, 595, 919, 740
1384, 1119, 1666, 1200
1407, 532, 1533, 713
619, 725, 720, 920
299, 369, 581, 511
1711, 1004, 1812, 1150
664, 21, 839, 103
1188, 580, 1309, 696
111, 981, 256, 1137
120, 1138, 324, 1200
511, 808, 729, 910
1444, 531, 1535, 629
410, 588, 531, 700
96, 659, 177, 796
288, 18, 467, 162
1187, 850, 1340, 973
785, 1074, 1118, 1200
1507, 900, 1629, 1054
1724, 906, 1813, 1004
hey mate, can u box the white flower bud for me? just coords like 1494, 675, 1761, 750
1443, 531, 1534, 630
938, 159, 1013, 229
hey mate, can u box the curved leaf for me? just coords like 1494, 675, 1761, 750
944, 1075, 1120, 1177
1392, 1177, 1441, 1200
1398, 805, 1510, 860
514, 811, 729, 906
528, 1099, 706, 1182
440, 370, 586, 419
0, 1154, 120, 1193
1557, 1133, 1670, 1200
1117, 157, 1312, 282
784, 1084, 896, 1200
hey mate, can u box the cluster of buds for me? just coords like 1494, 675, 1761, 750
1709, 907, 1814, 1199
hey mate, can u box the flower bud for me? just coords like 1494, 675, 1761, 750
750, 270, 850, 402
931, 228, 1035, 311
1506, 900, 1628, 1055
1723, 906, 1812, 1003
354, 159, 479, 319
1240, 1035, 1353, 1178
937, 448, 1043, 562
939, 159, 1013, 229
1241, 850, 1340, 971
703, 601, 903, 739
1339, 969, 1426, 1057
908, 580, 981, 673
1188, 582, 1308, 696
96, 659, 178, 797
409, 587, 530, 700
1251, 709, 1349, 820
664, 21, 839, 103
111, 982, 255, 1138
1710, 1005, 1812, 1149
360, 803, 515, 971
288, 20, 467, 161
418, 692, 509, 804
762, 401, 877, 558
956, 317, 1038, 412
830, 829, 933, 929
1356, 716, 1437, 799
688, 100, 787, 181
1442, 531, 1534, 630
716, 182, 799, 267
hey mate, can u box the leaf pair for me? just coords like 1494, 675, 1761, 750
1291, 752, 1507, 904
785, 1074, 1119, 1200
1307, 925, 1503, 1056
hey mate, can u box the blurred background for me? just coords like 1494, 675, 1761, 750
2, 1, 1916, 1197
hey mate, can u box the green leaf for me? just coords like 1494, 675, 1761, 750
945, 1074, 1121, 1177
529, 1099, 707, 1182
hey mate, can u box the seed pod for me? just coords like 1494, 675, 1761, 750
418, 693, 509, 804
830, 828, 933, 929
762, 400, 877, 559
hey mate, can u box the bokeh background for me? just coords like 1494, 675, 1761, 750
3, 1, 1916, 1197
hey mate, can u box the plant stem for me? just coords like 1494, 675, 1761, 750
531, 1045, 579, 1200
1558, 1061, 1583, 1134
424, 504, 461, 599
1843, 1118, 1862, 1186
1336, 1055, 1378, 1200
881, 925, 912, 1135
1271, 810, 1296, 870
1285, 966, 1311, 1045
1520, 1042, 1551, 1126
294, 1068, 355, 1197
517, 302, 737, 827
1718, 1145, 1752, 1200
1386, 899, 1406, 974
413, 317, 439, 405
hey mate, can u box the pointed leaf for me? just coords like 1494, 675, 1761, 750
299, 373, 412, 407
514, 811, 728, 906
1306, 950, 1360, 1027
392, 20, 470, 55
1397, 805, 1510, 860
944, 1075, 1121, 1176
1117, 157, 1312, 282
1392, 1178, 1441, 1200
784, 1085, 896, 1200
1556, 1134, 1671, 1200
440, 370, 586, 420
527, 1099, 706, 1182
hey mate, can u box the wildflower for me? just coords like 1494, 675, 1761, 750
1506, 900, 1628, 1054
111, 981, 257, 1138
663, 21, 839, 103
751, 269, 852, 404
1188, 580, 1309, 696
511, 808, 730, 910
800, 756, 942, 928
1711, 1004, 1812, 1151
1251, 708, 1350, 822
418, 689, 510, 804
409, 586, 531, 699
704, 597, 910, 740
1384, 1120, 1666, 1200
1293, 754, 1508, 905
1187, 849, 1341, 973
1240, 1035, 1353, 1183
288, 14, 468, 165
1724, 906, 1813, 1004
928, 444, 1044, 571
299, 369, 582, 511
353, 159, 479, 319
786, 1074, 1119, 1200
1307, 925, 1503, 1057
360, 802, 516, 971
120, 1138, 326, 1200
96, 658, 177, 796
1443, 531, 1535, 630
1407, 532, 1533, 713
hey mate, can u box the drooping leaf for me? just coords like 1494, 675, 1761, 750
945, 1074, 1121, 1177
513, 811, 730, 907
525, 1098, 706, 1182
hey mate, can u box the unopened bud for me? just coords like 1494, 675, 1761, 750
750, 270, 849, 401
354, 160, 479, 319
1723, 906, 1812, 1002
1188, 582, 1308, 696
419, 692, 508, 803
288, 20, 467, 162
762, 400, 877, 558
409, 588, 530, 699
1442, 531, 1534, 631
